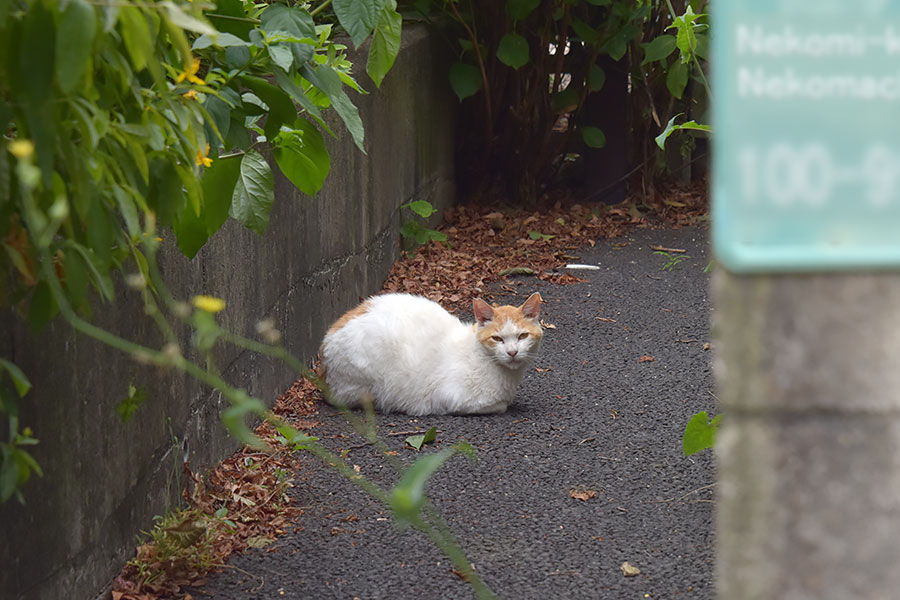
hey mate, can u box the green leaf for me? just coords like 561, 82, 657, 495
405, 426, 437, 451
193, 32, 252, 50
260, 3, 316, 65
117, 384, 146, 423
230, 150, 274, 235
654, 114, 711, 149
682, 411, 721, 456
571, 19, 600, 44
449, 62, 481, 101
587, 65, 605, 92
666, 59, 689, 99
581, 126, 606, 149
497, 33, 529, 70
67, 242, 115, 302
206, 0, 253, 40
119, 6, 153, 73
56, 0, 96, 93
221, 392, 267, 449
667, 6, 704, 63
641, 34, 677, 65
20, 2, 56, 106
604, 34, 628, 61
506, 0, 540, 20
267, 44, 294, 72
239, 75, 298, 142
86, 197, 113, 270
200, 154, 242, 236
0, 359, 31, 398
366, 0, 402, 88
63, 248, 89, 309
334, 0, 378, 48
527, 230, 555, 241
0, 452, 18, 503
404, 200, 436, 218
272, 68, 331, 134
390, 447, 455, 524
275, 424, 319, 449
306, 65, 365, 152
162, 1, 216, 35
28, 281, 58, 333
551, 87, 579, 113
399, 221, 447, 246
694, 32, 709, 60
274, 118, 330, 196
173, 198, 211, 259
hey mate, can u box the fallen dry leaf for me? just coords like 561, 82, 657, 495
638, 355, 655, 363
703, 342, 711, 351
535, 366, 552, 372
246, 535, 275, 549
569, 489, 598, 501
540, 319, 557, 329
621, 561, 641, 577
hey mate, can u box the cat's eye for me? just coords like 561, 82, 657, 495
491, 335, 503, 343
518, 333, 529, 340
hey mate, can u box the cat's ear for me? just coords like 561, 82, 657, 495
473, 298, 494, 325
520, 292, 542, 320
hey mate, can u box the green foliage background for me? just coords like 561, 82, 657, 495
0, 0, 403, 503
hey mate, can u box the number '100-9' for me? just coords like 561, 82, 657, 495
737, 143, 897, 208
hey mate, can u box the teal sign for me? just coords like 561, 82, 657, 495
713, 1, 900, 271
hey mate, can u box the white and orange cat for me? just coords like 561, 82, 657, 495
319, 292, 543, 415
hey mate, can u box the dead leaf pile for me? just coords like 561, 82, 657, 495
112, 381, 320, 599
385, 202, 633, 312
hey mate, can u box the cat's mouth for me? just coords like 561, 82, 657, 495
503, 356, 527, 369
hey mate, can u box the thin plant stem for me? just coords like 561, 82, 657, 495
310, 0, 333, 18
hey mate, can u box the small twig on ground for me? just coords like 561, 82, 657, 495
646, 483, 718, 504
650, 245, 687, 253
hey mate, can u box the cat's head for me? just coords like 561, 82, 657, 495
473, 292, 543, 370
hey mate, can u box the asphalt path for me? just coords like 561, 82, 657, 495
201, 224, 716, 599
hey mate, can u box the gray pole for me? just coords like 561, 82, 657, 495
713, 271, 900, 599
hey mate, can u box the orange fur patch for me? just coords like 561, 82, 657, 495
320, 300, 373, 378
326, 301, 371, 337
475, 303, 543, 346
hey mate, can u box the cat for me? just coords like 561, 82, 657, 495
319, 292, 544, 416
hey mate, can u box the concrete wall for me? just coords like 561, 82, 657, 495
714, 272, 900, 599
0, 26, 454, 600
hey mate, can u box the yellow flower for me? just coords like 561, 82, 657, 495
8, 139, 34, 159
195, 143, 213, 167
176, 58, 205, 85
183, 89, 199, 101
192, 295, 226, 313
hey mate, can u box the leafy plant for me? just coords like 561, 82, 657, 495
405, 426, 437, 451
0, 358, 41, 504
654, 250, 690, 271
0, 0, 401, 502
407, 0, 710, 202
399, 199, 447, 250
528, 230, 556, 242
683, 410, 720, 456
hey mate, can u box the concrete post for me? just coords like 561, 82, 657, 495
713, 271, 900, 599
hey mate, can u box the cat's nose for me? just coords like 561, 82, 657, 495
507, 349, 518, 357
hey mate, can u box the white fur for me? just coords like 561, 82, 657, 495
321, 294, 541, 416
